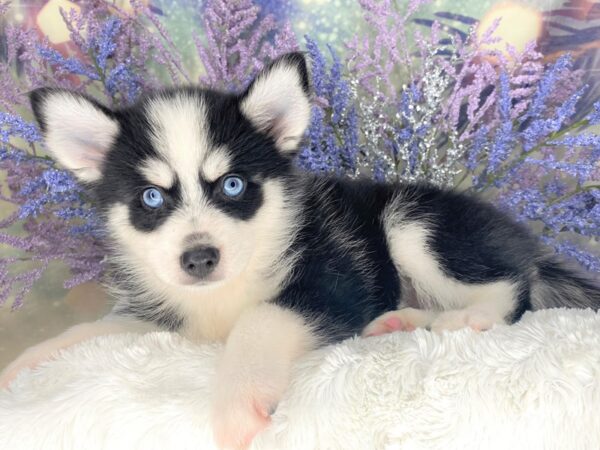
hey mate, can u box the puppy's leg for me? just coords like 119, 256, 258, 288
0, 316, 157, 389
377, 219, 521, 334
429, 287, 518, 332
211, 302, 317, 450
362, 308, 439, 336
364, 282, 518, 336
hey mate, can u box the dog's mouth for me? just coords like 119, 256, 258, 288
172, 271, 225, 287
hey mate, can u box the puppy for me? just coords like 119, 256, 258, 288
2, 52, 599, 449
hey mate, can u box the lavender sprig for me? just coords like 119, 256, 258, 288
194, 0, 298, 90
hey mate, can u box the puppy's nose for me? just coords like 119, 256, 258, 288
180, 246, 220, 279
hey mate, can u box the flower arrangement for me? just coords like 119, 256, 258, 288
0, 0, 598, 308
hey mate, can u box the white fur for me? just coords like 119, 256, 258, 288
2, 308, 600, 450
144, 96, 230, 183
140, 158, 175, 188
38, 92, 119, 182
385, 221, 516, 324
146, 93, 209, 205
106, 179, 300, 342
97, 91, 303, 342
202, 146, 231, 182
211, 303, 318, 448
241, 61, 311, 153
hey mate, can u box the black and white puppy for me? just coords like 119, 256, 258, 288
2, 52, 599, 449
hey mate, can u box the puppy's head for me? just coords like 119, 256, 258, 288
30, 53, 311, 290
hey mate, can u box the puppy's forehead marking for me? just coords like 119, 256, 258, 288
146, 93, 209, 202
202, 146, 231, 182
140, 158, 175, 188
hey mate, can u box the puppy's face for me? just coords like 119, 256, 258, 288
31, 53, 311, 289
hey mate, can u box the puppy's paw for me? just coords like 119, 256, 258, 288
362, 308, 437, 337
430, 309, 502, 332
211, 388, 273, 450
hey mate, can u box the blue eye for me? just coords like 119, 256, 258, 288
142, 187, 164, 209
222, 175, 245, 198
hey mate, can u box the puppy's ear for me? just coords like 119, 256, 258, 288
29, 88, 119, 183
240, 52, 311, 154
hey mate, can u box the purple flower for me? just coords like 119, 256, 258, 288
300, 37, 359, 176
341, 107, 360, 173
346, 0, 422, 99
42, 169, 81, 194
521, 86, 586, 151
467, 125, 488, 172
0, 113, 42, 143
37, 45, 99, 80
299, 106, 345, 174
1, 145, 104, 308
106, 62, 141, 103
588, 100, 600, 125
525, 157, 596, 185
18, 168, 83, 219
195, 0, 298, 91
94, 18, 121, 71
487, 73, 513, 173
305, 36, 327, 97
524, 54, 573, 121
327, 45, 351, 125
550, 133, 600, 148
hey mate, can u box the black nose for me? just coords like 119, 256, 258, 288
180, 246, 220, 279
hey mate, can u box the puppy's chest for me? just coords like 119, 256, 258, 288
177, 274, 283, 342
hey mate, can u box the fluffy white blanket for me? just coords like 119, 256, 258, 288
1, 308, 599, 450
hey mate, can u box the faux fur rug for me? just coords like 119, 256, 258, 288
1, 308, 600, 450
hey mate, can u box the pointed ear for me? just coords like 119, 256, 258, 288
29, 88, 119, 183
240, 52, 311, 154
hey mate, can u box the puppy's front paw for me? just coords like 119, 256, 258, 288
211, 388, 273, 450
362, 308, 437, 337
430, 309, 502, 332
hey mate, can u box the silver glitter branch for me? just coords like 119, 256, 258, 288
350, 40, 467, 187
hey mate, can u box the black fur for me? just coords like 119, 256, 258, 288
276, 178, 401, 342
274, 179, 544, 340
